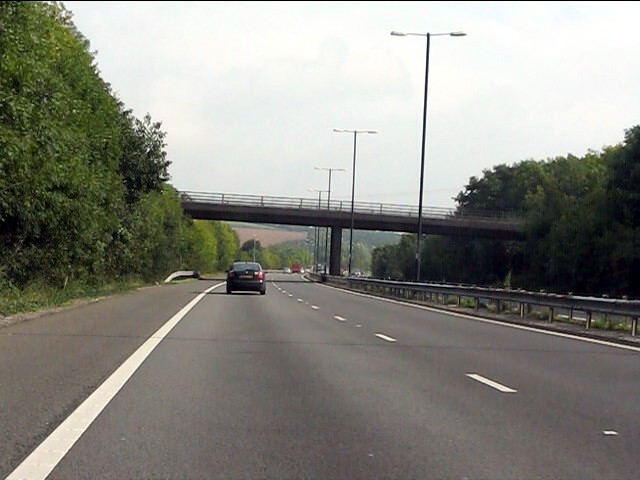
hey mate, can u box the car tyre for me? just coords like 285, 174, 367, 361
260, 289, 266, 295
226, 287, 232, 294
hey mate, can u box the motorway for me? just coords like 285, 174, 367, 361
1, 274, 639, 479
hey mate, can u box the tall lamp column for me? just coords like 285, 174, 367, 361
333, 129, 378, 276
391, 29, 466, 281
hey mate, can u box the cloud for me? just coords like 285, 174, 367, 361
64, 1, 640, 207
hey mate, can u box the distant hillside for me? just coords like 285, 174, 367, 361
227, 222, 310, 232
233, 226, 309, 247
229, 219, 403, 250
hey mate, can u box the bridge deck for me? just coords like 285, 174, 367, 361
180, 191, 524, 240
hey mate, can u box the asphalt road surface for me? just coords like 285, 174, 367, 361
2, 274, 639, 479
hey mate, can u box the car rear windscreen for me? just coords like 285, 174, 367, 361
233, 262, 261, 271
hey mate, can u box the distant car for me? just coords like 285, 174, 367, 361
291, 263, 302, 273
226, 262, 266, 295
283, 267, 292, 274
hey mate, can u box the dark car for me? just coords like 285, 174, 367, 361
226, 261, 266, 295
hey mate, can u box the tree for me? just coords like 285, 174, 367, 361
241, 239, 262, 252
183, 221, 217, 274
371, 235, 415, 280
370, 130, 640, 297
607, 126, 640, 226
0, 2, 242, 296
0, 1, 124, 286
210, 221, 239, 270
118, 110, 171, 204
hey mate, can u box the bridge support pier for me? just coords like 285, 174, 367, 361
329, 226, 342, 276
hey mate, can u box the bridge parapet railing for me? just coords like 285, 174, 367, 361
314, 275, 639, 336
180, 191, 520, 223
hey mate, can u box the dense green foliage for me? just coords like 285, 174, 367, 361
0, 2, 239, 314
0, 1, 123, 286
339, 230, 399, 274
372, 126, 640, 297
372, 235, 416, 280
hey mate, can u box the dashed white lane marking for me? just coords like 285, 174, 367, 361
334, 315, 347, 322
316, 282, 640, 353
466, 373, 517, 393
297, 298, 303, 302
5, 282, 224, 480
311, 305, 319, 310
288, 294, 293, 297
375, 333, 397, 343
603, 430, 618, 436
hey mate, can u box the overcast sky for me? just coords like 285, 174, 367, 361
63, 1, 640, 208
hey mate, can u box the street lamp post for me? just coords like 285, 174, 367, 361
314, 166, 345, 274
308, 188, 328, 273
333, 129, 377, 277
252, 235, 256, 262
391, 29, 466, 282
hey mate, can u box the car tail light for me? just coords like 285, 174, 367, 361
228, 271, 236, 278
256, 271, 264, 280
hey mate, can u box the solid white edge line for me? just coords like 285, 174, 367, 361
314, 283, 640, 353
6, 282, 224, 480
334, 315, 347, 322
375, 333, 397, 343
466, 373, 517, 393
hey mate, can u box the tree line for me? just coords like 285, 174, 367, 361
0, 1, 241, 308
373, 125, 640, 298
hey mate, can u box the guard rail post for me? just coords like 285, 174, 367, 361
548, 307, 554, 323
632, 317, 638, 336
585, 311, 592, 330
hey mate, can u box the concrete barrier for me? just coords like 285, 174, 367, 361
163, 271, 200, 283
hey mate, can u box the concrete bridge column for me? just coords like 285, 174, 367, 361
329, 226, 342, 276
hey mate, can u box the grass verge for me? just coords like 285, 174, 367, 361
0, 277, 148, 318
